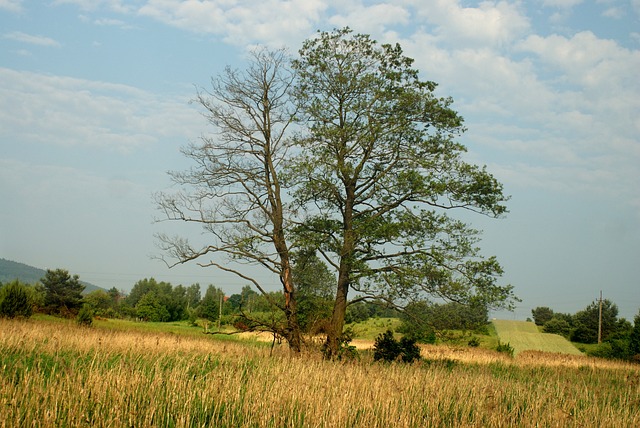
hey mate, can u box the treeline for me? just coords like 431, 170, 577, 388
0, 268, 401, 333
531, 301, 640, 361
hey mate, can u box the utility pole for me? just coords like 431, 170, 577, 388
598, 290, 603, 344
218, 292, 223, 330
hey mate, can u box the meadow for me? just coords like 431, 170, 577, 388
492, 319, 583, 356
1, 317, 639, 427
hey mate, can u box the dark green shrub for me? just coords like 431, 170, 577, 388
398, 336, 421, 363
0, 281, 33, 318
468, 337, 481, 347
373, 330, 421, 363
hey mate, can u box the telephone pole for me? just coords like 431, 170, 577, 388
598, 290, 603, 344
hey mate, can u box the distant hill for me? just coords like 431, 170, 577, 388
0, 258, 105, 293
492, 319, 583, 356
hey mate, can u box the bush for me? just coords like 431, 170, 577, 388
0, 281, 33, 318
77, 305, 94, 327
496, 341, 514, 357
373, 329, 421, 363
468, 337, 481, 347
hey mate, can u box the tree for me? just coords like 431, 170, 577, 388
630, 310, 640, 359
0, 280, 33, 318
136, 291, 170, 322
543, 317, 572, 338
571, 299, 619, 344
290, 28, 515, 358
198, 284, 225, 323
292, 249, 335, 332
155, 47, 303, 351
531, 307, 554, 326
40, 269, 85, 316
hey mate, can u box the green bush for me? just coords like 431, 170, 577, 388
496, 341, 514, 357
0, 280, 33, 318
468, 337, 481, 347
76, 305, 94, 327
373, 330, 421, 363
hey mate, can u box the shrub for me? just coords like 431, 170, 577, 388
373, 330, 421, 363
468, 337, 481, 347
77, 305, 94, 327
0, 280, 33, 318
496, 341, 514, 357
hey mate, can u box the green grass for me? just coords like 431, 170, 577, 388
492, 320, 583, 356
347, 317, 402, 339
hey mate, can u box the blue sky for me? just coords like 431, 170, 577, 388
1, 0, 639, 320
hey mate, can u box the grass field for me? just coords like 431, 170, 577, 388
492, 319, 583, 356
2, 317, 639, 427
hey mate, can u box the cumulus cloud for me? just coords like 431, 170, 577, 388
410, 0, 530, 49
138, 0, 328, 47
328, 2, 410, 34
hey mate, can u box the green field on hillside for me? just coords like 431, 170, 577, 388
492, 319, 583, 356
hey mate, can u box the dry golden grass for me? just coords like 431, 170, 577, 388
1, 317, 639, 427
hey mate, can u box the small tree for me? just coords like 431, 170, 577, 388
40, 269, 85, 316
373, 329, 421, 363
0, 280, 33, 318
531, 307, 554, 326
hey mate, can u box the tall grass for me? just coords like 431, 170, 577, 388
1, 318, 638, 427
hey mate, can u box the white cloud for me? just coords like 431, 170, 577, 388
138, 0, 328, 46
0, 0, 22, 12
52, 0, 134, 13
3, 31, 61, 47
0, 68, 201, 154
411, 0, 530, 49
542, 0, 583, 8
328, 2, 410, 34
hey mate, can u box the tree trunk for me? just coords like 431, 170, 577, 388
281, 263, 302, 353
324, 269, 349, 359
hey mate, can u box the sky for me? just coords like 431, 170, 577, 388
1, 0, 639, 321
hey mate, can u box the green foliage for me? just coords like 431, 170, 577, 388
136, 291, 170, 322
290, 27, 515, 357
531, 307, 554, 326
0, 280, 33, 318
76, 305, 93, 327
198, 285, 225, 322
496, 341, 514, 357
373, 330, 421, 363
397, 300, 487, 343
543, 317, 572, 338
40, 269, 85, 316
571, 299, 619, 344
292, 249, 334, 332
468, 337, 481, 347
630, 311, 640, 359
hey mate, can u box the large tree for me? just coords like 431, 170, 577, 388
155, 48, 302, 351
290, 28, 516, 358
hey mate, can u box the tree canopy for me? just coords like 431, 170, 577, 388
40, 268, 85, 316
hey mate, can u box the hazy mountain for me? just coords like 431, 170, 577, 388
0, 258, 106, 293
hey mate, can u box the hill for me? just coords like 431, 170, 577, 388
492, 319, 583, 356
0, 258, 105, 293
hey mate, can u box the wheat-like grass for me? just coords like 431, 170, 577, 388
1, 318, 638, 427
